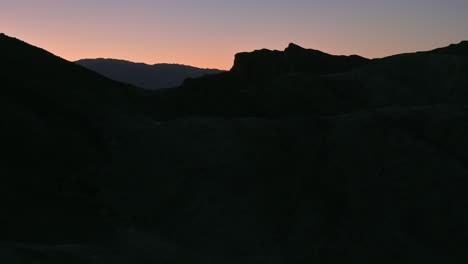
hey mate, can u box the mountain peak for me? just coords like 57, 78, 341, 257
286, 43, 305, 51
0, 33, 22, 43
284, 43, 327, 57
0, 33, 13, 42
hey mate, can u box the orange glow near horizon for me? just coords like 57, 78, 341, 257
4, 28, 462, 71
1, 1, 467, 70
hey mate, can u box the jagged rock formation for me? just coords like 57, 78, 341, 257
231, 43, 370, 78
1, 33, 468, 263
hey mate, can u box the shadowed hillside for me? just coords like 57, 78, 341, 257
147, 42, 468, 119
76, 58, 224, 90
1, 33, 468, 263
0, 33, 152, 242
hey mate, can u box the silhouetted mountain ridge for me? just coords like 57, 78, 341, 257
147, 41, 468, 119
428, 40, 468, 56
231, 42, 370, 78
76, 58, 224, 90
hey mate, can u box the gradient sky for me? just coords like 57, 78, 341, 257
1, 0, 467, 69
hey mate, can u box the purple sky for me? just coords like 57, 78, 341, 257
1, 0, 467, 69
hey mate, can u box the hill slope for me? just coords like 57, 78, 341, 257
76, 58, 224, 90
0, 33, 153, 242
1, 33, 468, 263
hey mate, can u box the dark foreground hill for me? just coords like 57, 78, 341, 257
76, 58, 224, 90
1, 33, 468, 263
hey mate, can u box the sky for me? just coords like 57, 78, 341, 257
1, 0, 467, 70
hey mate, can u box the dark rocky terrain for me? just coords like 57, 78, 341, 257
1, 33, 468, 263
75, 58, 224, 90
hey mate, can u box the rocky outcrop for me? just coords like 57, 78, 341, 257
231, 43, 370, 78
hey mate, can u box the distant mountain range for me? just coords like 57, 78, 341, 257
75, 58, 224, 90
2, 32, 468, 263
